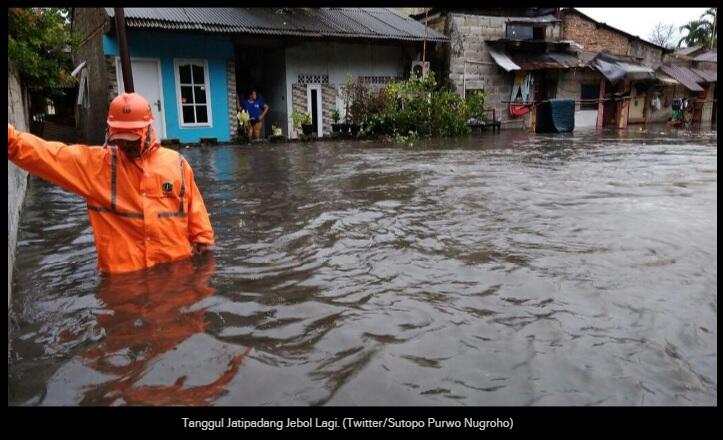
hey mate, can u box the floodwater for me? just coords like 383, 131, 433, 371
8, 126, 717, 406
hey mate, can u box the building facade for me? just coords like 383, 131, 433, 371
72, 8, 447, 144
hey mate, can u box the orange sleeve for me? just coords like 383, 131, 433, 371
182, 158, 214, 245
8, 124, 106, 199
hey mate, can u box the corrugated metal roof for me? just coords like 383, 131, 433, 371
691, 68, 717, 83
487, 47, 583, 71
506, 14, 560, 23
693, 50, 717, 63
654, 71, 680, 85
659, 64, 704, 91
104, 8, 449, 42
588, 50, 654, 84
675, 45, 703, 56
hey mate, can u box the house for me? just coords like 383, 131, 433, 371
71, 8, 448, 144
560, 8, 678, 127
412, 8, 607, 129
658, 47, 717, 124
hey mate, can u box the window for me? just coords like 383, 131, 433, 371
580, 83, 600, 110
175, 60, 212, 127
506, 24, 547, 41
506, 24, 533, 40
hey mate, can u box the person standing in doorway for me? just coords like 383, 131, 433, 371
240, 89, 269, 140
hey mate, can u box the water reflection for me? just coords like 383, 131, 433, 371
9, 126, 717, 405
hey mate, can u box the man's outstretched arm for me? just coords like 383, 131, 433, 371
8, 124, 105, 199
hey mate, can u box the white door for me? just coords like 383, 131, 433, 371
117, 58, 165, 138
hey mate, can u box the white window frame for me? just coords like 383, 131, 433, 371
306, 84, 323, 137
173, 58, 213, 128
115, 57, 167, 138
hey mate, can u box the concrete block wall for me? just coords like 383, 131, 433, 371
8, 62, 29, 308
447, 13, 525, 128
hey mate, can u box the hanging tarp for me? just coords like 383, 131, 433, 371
535, 99, 575, 133
589, 50, 655, 85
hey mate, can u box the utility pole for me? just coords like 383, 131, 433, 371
711, 8, 717, 49
422, 7, 429, 63
114, 8, 134, 93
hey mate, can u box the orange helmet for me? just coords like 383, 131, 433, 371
107, 93, 153, 129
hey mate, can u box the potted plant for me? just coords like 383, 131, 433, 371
291, 110, 313, 137
301, 112, 313, 136
331, 109, 341, 133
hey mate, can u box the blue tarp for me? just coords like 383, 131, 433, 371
536, 99, 575, 133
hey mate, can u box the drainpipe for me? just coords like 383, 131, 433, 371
114, 8, 134, 93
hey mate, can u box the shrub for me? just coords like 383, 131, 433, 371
341, 69, 485, 141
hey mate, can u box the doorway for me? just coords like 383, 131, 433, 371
307, 84, 323, 137
116, 58, 166, 138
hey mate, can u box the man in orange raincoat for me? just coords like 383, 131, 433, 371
8, 93, 214, 273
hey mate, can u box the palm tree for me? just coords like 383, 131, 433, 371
678, 20, 713, 48
700, 7, 716, 48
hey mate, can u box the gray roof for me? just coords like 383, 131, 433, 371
105, 8, 449, 42
693, 50, 717, 63
675, 45, 704, 56
659, 64, 705, 91
505, 14, 560, 23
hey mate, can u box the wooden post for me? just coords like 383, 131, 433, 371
618, 80, 630, 129
596, 77, 605, 130
530, 104, 536, 133
114, 8, 134, 93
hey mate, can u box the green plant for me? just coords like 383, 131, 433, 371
332, 109, 341, 123
8, 8, 80, 94
291, 110, 311, 128
291, 110, 305, 129
465, 90, 488, 120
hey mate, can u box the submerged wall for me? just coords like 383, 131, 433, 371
8, 62, 30, 308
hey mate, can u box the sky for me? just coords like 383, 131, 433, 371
576, 8, 710, 45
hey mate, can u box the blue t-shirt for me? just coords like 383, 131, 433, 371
241, 98, 265, 121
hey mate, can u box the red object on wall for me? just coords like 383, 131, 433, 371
509, 103, 530, 116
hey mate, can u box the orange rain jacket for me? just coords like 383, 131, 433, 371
8, 124, 214, 273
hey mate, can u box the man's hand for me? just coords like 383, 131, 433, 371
192, 243, 211, 255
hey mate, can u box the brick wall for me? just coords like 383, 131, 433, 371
562, 12, 629, 56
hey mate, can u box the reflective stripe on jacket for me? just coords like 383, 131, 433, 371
8, 125, 214, 273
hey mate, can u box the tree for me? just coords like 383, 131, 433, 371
8, 8, 79, 94
678, 8, 717, 48
701, 7, 717, 48
678, 20, 713, 48
648, 22, 677, 49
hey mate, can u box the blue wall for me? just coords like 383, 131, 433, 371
104, 31, 234, 143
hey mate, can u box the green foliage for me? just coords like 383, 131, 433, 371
8, 8, 79, 92
332, 108, 340, 123
678, 9, 716, 48
338, 69, 489, 141
290, 110, 308, 129
465, 90, 488, 120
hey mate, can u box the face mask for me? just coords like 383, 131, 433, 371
115, 139, 142, 158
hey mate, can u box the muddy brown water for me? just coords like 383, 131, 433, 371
8, 126, 717, 405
